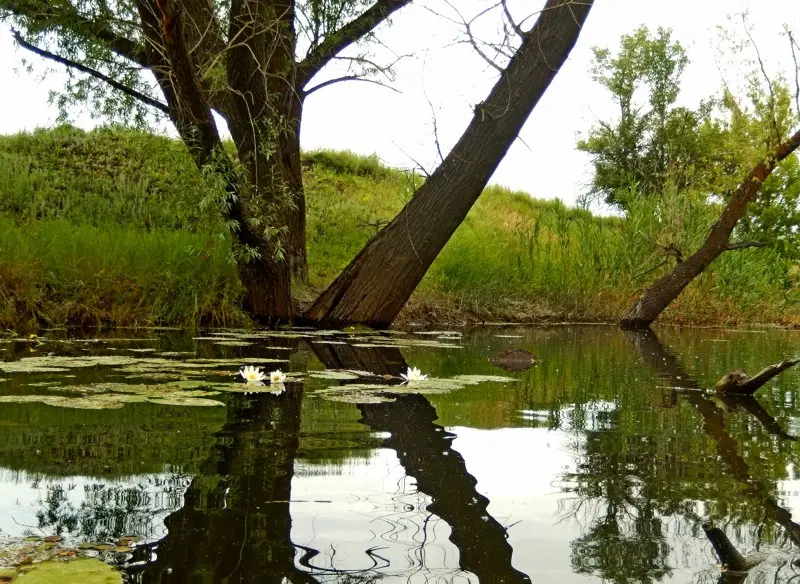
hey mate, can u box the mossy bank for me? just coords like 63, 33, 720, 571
1, 126, 797, 331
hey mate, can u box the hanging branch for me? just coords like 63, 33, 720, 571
10, 27, 169, 113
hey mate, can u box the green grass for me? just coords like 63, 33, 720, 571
0, 125, 797, 330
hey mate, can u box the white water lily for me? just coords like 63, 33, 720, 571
270, 369, 287, 384
239, 365, 266, 385
400, 366, 428, 382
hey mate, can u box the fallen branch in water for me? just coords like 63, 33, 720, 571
704, 525, 766, 572
714, 358, 800, 395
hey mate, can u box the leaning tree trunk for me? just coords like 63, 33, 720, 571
305, 0, 594, 327
137, 0, 297, 320
619, 127, 800, 329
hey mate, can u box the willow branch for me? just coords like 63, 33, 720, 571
3, 0, 150, 67
11, 28, 168, 113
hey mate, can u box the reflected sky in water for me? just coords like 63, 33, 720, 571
0, 325, 799, 583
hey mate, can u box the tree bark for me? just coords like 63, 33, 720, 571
136, 0, 297, 320
305, 0, 594, 327
619, 127, 800, 329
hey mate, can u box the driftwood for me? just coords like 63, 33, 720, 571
488, 349, 539, 372
714, 358, 800, 395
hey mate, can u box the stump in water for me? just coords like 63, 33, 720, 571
714, 358, 800, 395
704, 525, 766, 572
489, 349, 538, 372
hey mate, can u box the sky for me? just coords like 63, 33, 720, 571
0, 0, 798, 207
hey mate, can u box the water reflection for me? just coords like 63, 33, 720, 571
132, 388, 310, 582
1, 326, 800, 583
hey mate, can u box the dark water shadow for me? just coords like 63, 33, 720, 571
310, 341, 532, 583
129, 387, 319, 583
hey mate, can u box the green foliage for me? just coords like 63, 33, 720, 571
0, 127, 797, 329
578, 27, 734, 207
739, 154, 800, 259
580, 24, 800, 262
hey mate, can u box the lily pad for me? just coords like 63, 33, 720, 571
323, 391, 396, 404
0, 380, 224, 410
210, 382, 286, 394
16, 558, 122, 583
451, 374, 516, 383
149, 397, 222, 407
308, 370, 362, 380
314, 373, 515, 404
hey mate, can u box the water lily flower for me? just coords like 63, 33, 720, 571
400, 366, 428, 382
239, 365, 266, 385
270, 369, 287, 384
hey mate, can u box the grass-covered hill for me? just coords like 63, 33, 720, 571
0, 126, 796, 330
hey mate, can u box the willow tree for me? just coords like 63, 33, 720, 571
1, 0, 594, 326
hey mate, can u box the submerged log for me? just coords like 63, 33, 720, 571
714, 358, 800, 395
489, 349, 539, 372
704, 526, 766, 573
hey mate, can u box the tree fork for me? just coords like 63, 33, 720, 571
144, 0, 297, 320
305, 0, 594, 327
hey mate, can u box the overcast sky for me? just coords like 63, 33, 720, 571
0, 0, 798, 207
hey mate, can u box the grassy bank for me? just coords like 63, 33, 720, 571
0, 126, 797, 330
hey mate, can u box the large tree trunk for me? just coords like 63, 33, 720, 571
305, 0, 594, 327
619, 127, 800, 329
137, 0, 297, 320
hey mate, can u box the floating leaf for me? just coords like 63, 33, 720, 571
314, 372, 514, 404
451, 374, 516, 384
5, 559, 122, 583
210, 383, 286, 395
149, 397, 223, 407
323, 391, 396, 404
308, 370, 362, 380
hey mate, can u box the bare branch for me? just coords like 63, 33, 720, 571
10, 27, 168, 113
421, 77, 445, 164
787, 26, 800, 119
741, 13, 781, 143
296, 0, 413, 89
501, 0, 524, 38
304, 74, 401, 96
726, 240, 767, 251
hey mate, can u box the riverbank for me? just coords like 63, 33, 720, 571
1, 126, 797, 331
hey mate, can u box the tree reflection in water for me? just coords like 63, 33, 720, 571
124, 342, 531, 582
12, 328, 800, 583
557, 328, 800, 584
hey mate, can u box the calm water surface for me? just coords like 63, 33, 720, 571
1, 325, 800, 583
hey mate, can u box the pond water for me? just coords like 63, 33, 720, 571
1, 325, 799, 583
